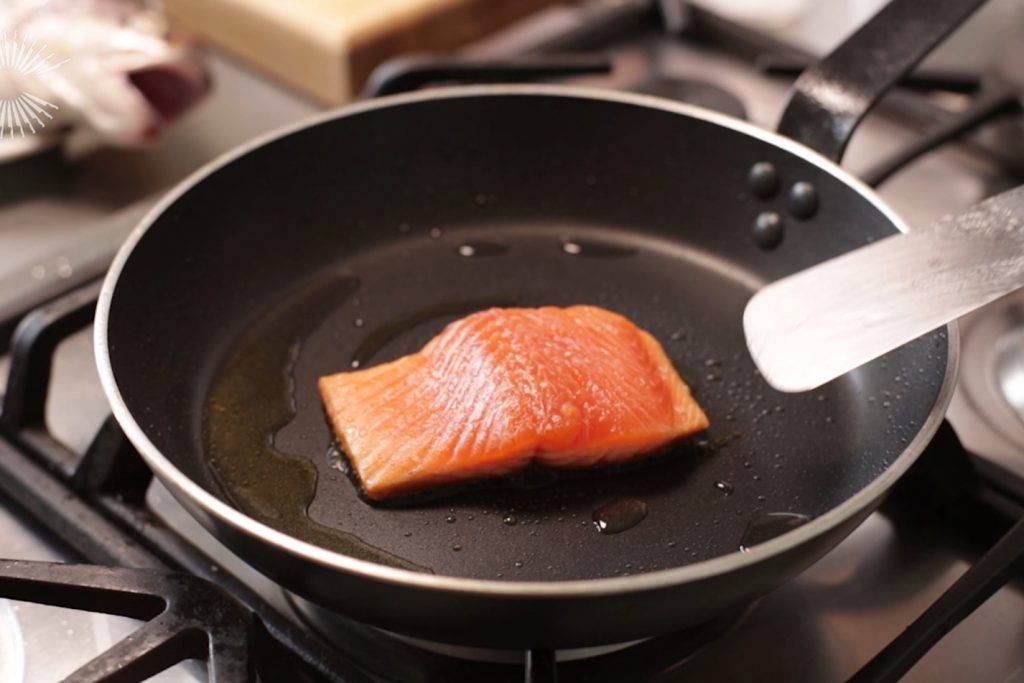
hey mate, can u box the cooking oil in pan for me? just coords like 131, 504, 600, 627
592, 498, 648, 534
202, 269, 424, 571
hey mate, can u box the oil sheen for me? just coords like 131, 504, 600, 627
202, 269, 424, 571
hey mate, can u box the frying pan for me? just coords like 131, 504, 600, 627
95, 0, 984, 650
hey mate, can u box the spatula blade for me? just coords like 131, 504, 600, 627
744, 186, 1024, 392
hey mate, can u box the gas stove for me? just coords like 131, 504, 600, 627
1, 1, 1024, 681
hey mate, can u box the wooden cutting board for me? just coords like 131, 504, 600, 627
165, 0, 566, 104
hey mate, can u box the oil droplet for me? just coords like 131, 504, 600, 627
457, 241, 508, 258
561, 239, 636, 257
592, 499, 648, 535
354, 317, 365, 328
350, 360, 361, 369
445, 515, 456, 524
403, 531, 412, 537
326, 444, 349, 473
738, 512, 811, 552
452, 544, 462, 552
714, 480, 735, 495
503, 515, 518, 526
514, 561, 524, 568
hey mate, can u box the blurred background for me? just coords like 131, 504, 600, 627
3, 0, 1023, 272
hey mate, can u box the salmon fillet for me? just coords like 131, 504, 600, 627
318, 306, 709, 500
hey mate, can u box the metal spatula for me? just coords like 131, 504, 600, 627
744, 185, 1024, 392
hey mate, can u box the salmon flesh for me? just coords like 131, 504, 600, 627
318, 306, 709, 500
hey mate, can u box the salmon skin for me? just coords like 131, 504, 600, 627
318, 306, 709, 500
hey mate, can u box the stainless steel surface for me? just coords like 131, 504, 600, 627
0, 51, 318, 282
746, 185, 1024, 392
1, 2, 1023, 679
0, 195, 158, 333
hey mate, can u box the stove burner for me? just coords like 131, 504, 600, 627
996, 325, 1024, 425
286, 590, 750, 681
949, 291, 1024, 477
631, 77, 747, 120
0, 599, 24, 683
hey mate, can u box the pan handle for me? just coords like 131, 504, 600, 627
776, 0, 987, 163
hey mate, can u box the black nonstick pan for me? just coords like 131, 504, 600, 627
96, 0, 984, 651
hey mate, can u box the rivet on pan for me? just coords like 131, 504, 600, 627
753, 211, 784, 250
787, 181, 819, 219
747, 162, 780, 199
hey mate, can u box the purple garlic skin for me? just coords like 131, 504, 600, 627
2, 0, 210, 151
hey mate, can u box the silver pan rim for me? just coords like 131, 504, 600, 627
94, 83, 959, 598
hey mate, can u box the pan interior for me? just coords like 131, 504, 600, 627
201, 221, 943, 581
105, 92, 949, 583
